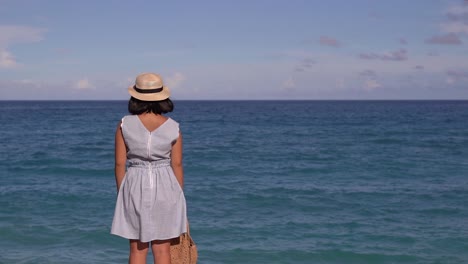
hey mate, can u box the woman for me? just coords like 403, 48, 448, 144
111, 73, 187, 264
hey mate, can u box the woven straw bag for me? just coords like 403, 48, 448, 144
170, 223, 198, 264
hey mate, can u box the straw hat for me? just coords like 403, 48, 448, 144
128, 73, 171, 101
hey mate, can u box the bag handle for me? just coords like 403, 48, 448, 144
185, 221, 195, 246
186, 221, 191, 236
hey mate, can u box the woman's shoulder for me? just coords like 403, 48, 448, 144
166, 117, 180, 129
121, 114, 136, 119
166, 117, 178, 124
119, 115, 138, 127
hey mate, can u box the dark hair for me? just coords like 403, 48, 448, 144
128, 96, 174, 114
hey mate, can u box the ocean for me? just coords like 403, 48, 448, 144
0, 100, 467, 264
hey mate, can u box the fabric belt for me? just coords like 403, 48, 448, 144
128, 159, 171, 168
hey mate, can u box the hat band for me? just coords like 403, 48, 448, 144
134, 85, 163, 94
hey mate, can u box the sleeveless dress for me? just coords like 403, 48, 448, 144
111, 115, 187, 242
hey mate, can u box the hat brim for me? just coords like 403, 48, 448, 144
128, 85, 171, 101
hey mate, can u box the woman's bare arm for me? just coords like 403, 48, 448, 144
171, 133, 184, 189
115, 122, 127, 192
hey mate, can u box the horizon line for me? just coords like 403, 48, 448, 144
1, 99, 468, 102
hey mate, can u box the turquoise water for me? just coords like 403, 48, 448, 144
0, 100, 467, 264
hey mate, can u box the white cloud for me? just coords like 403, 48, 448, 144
280, 50, 316, 59
319, 35, 342, 47
75, 78, 94, 89
294, 57, 315, 72
446, 69, 468, 84
16, 79, 37, 85
441, 22, 468, 34
282, 77, 295, 90
446, 4, 468, 16
0, 49, 17, 68
0, 25, 47, 68
425, 33, 462, 45
364, 79, 382, 91
166, 72, 186, 89
358, 49, 408, 61
116, 76, 134, 88
359, 69, 377, 77
143, 50, 189, 57
441, 3, 468, 34
0, 25, 46, 48
336, 78, 345, 89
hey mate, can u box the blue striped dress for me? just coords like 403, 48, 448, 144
111, 115, 187, 242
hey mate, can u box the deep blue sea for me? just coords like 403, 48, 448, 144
0, 100, 467, 264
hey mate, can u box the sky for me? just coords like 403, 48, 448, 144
1, 0, 468, 100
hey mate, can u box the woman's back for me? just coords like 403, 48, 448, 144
121, 115, 180, 161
